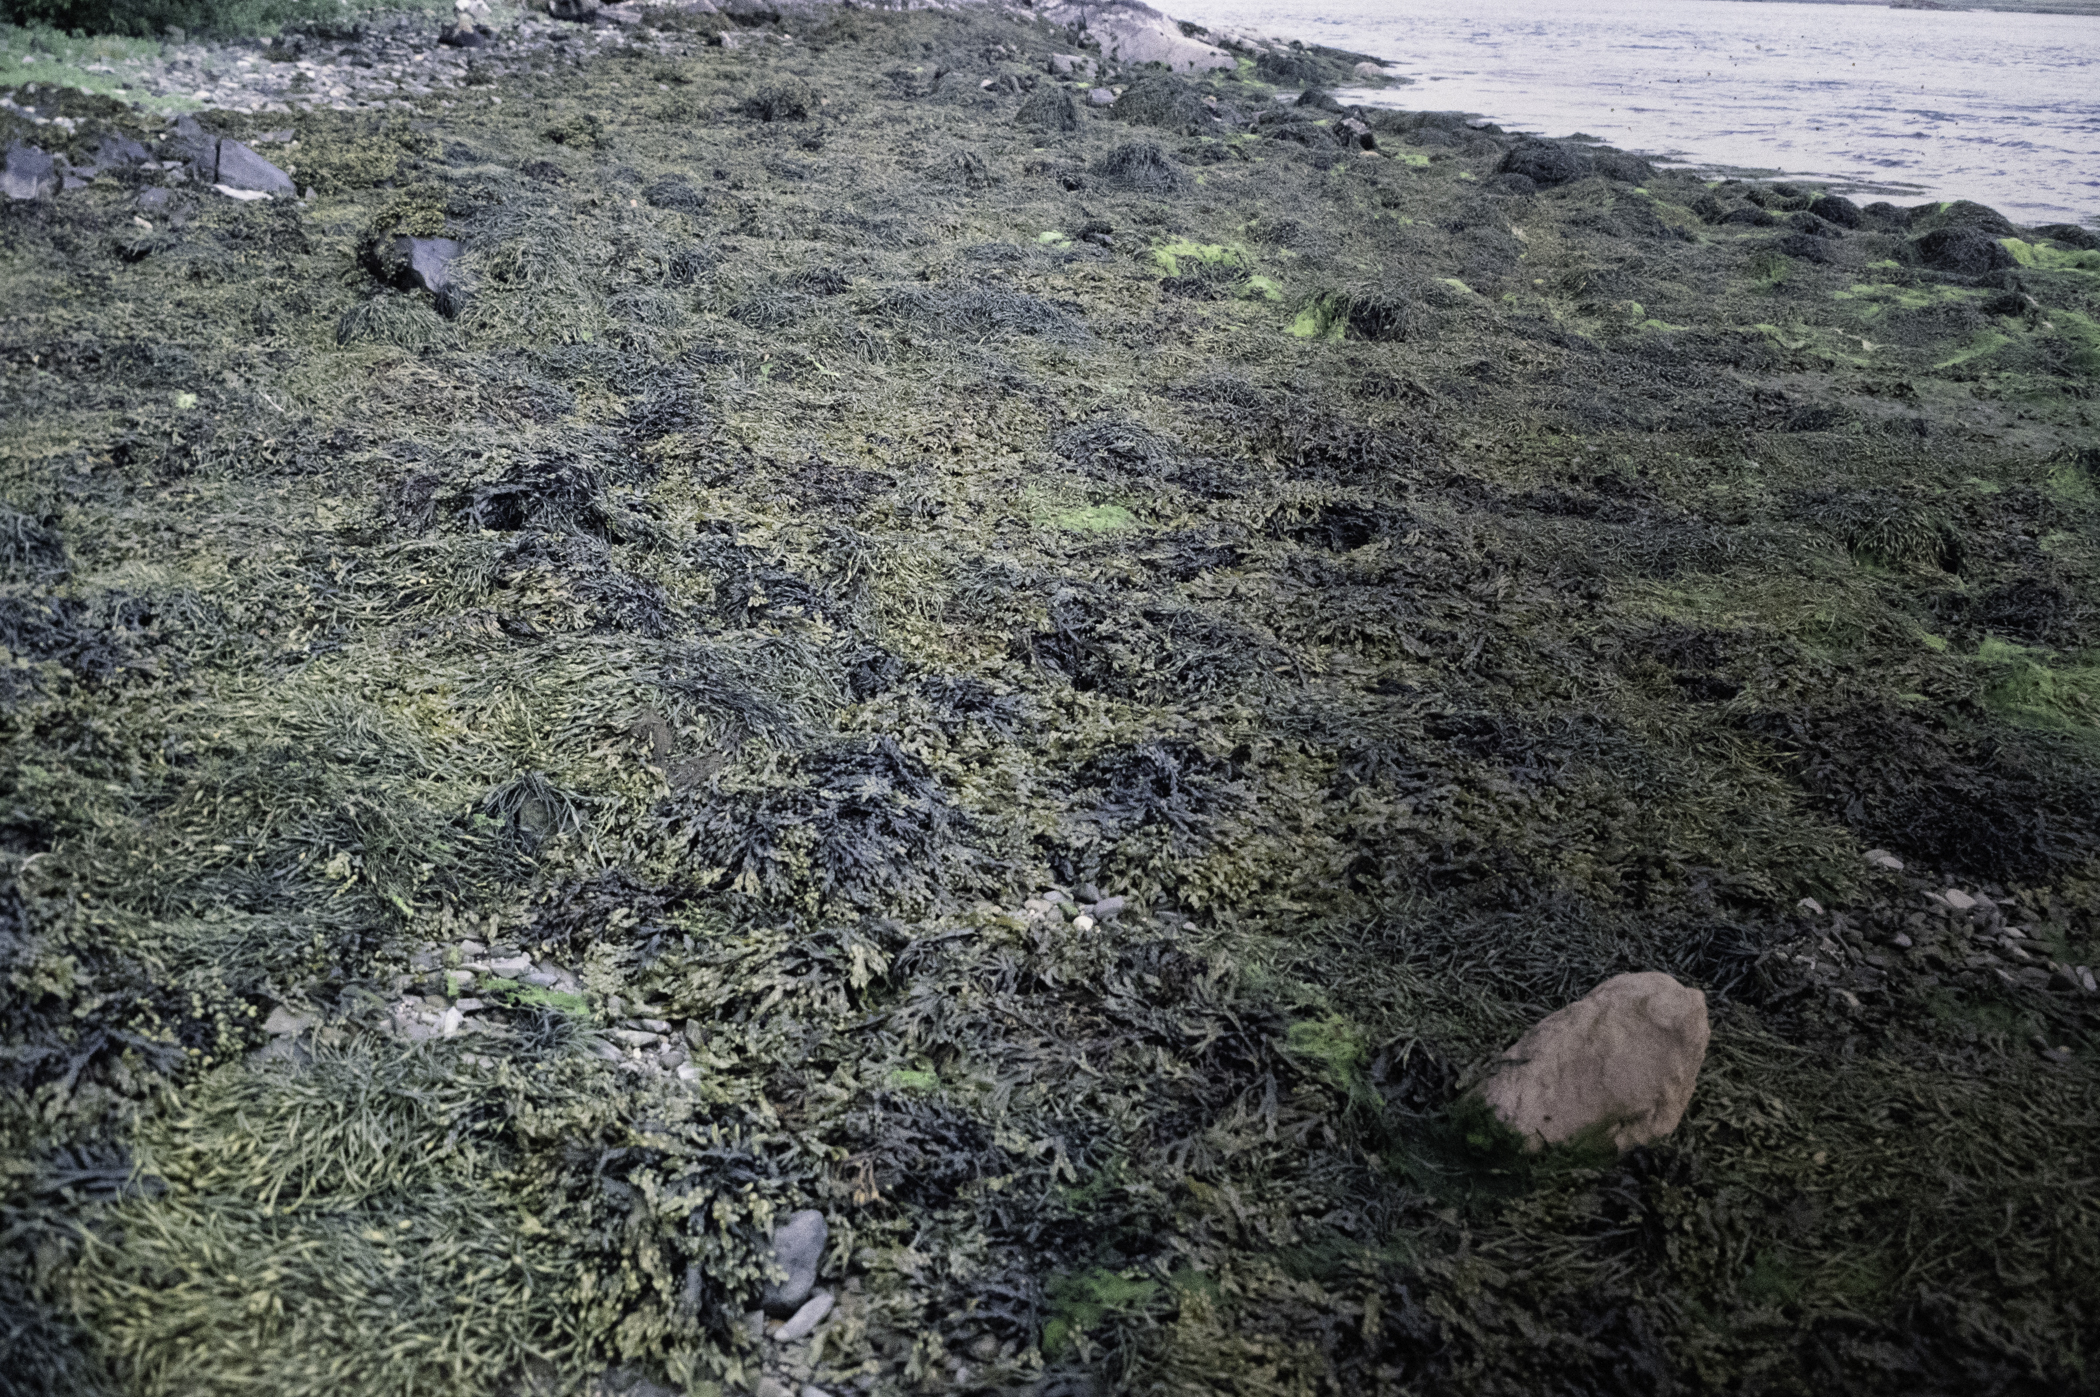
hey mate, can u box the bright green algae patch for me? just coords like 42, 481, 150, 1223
3, 4, 2100, 1396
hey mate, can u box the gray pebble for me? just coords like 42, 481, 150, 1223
774, 1290, 833, 1342
762, 1209, 827, 1315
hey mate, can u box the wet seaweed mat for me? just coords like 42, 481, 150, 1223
2, 3, 2099, 1396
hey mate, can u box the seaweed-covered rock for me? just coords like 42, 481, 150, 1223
760, 1209, 827, 1316
743, 79, 813, 122
1047, 53, 1096, 80
1479, 971, 1710, 1152
1086, 87, 1115, 108
1092, 140, 1185, 194
1912, 226, 2014, 275
1498, 140, 1589, 189
1295, 88, 1344, 114
1809, 193, 1864, 228
3, 142, 59, 201
2036, 222, 2100, 251
1017, 84, 1079, 133
1110, 75, 1214, 136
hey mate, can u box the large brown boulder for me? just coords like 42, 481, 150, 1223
1479, 971, 1709, 1152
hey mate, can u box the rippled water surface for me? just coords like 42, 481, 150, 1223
1183, 0, 2100, 223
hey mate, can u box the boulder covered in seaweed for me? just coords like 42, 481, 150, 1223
1478, 971, 1710, 1152
1017, 84, 1080, 134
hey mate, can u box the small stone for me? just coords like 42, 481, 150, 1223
762, 1209, 828, 1316
439, 22, 485, 48
1479, 971, 1710, 1153
1086, 87, 1116, 107
774, 1290, 834, 1342
2079, 966, 2097, 994
1796, 897, 1825, 916
438, 1006, 464, 1038
2049, 968, 2081, 993
1071, 914, 1096, 931
1091, 895, 1126, 921
801, 1386, 833, 1397
755, 1379, 793, 1397
610, 1028, 661, 1047
1864, 849, 1904, 871
488, 955, 533, 977
1891, 933, 1913, 949
262, 1005, 314, 1036
1941, 889, 1978, 912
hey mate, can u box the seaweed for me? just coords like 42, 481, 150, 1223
6, 5, 2099, 1394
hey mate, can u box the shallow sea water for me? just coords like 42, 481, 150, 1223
1184, 0, 2100, 223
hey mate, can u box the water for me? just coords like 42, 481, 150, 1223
1182, 0, 2100, 224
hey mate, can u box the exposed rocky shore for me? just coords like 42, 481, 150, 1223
3, 2, 2098, 1394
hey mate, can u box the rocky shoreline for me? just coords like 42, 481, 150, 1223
4, 1, 2099, 1393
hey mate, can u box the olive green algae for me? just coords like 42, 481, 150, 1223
3, 6, 2099, 1396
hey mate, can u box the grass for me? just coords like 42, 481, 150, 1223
2, 4, 2098, 1396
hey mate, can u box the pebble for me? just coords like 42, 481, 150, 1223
610, 1028, 663, 1047
488, 955, 533, 977
756, 1379, 792, 1397
1087, 86, 1116, 106
1796, 897, 1825, 916
774, 1290, 834, 1342
1891, 933, 1913, 948
1940, 889, 1979, 912
1072, 914, 1096, 931
762, 1210, 828, 1315
1091, 895, 1126, 921
1863, 849, 1904, 871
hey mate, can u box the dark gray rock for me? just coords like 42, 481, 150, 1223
89, 134, 153, 174
761, 1209, 827, 1317
167, 115, 218, 173
1334, 117, 1376, 151
549, 0, 599, 19
1085, 87, 1116, 108
393, 236, 465, 294
215, 139, 295, 195
3, 143, 59, 201
439, 22, 486, 47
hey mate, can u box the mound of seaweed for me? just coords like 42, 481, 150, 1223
3, 3, 2099, 1396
